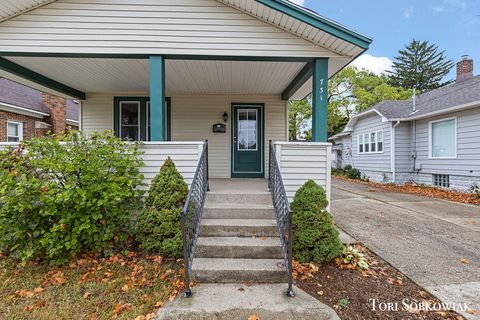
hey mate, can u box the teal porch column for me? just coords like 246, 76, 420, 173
312, 58, 329, 142
149, 56, 166, 141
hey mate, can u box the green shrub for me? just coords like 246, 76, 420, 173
471, 184, 480, 199
291, 180, 343, 263
345, 167, 362, 180
0, 131, 145, 264
136, 157, 188, 258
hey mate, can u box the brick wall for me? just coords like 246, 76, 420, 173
0, 111, 45, 142
42, 93, 66, 134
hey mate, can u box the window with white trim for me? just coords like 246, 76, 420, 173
7, 121, 23, 142
358, 130, 383, 154
430, 118, 456, 158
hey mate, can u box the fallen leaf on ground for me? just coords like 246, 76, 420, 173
15, 290, 34, 298
248, 314, 260, 320
317, 291, 324, 295
83, 292, 91, 299
418, 290, 429, 299
238, 287, 245, 292
154, 301, 163, 308
467, 309, 480, 315
121, 284, 129, 292
24, 300, 46, 311
459, 258, 469, 264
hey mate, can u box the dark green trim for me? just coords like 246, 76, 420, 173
0, 52, 313, 63
255, 0, 372, 49
231, 103, 265, 178
113, 96, 171, 142
0, 57, 86, 99
281, 62, 312, 100
312, 58, 329, 142
149, 56, 166, 141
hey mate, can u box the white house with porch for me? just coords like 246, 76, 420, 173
0, 0, 371, 299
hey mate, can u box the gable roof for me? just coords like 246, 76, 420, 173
341, 75, 480, 134
0, 77, 79, 121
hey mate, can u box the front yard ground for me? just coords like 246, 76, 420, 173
296, 244, 466, 320
0, 252, 183, 320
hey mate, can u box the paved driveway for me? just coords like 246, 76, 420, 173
331, 178, 480, 318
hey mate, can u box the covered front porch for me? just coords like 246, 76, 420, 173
0, 56, 331, 180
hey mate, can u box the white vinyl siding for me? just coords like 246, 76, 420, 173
429, 117, 457, 159
138, 142, 203, 187
81, 93, 287, 179
0, 0, 339, 58
414, 108, 480, 177
274, 142, 331, 206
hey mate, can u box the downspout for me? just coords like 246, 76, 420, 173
391, 121, 401, 182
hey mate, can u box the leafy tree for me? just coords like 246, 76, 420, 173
288, 99, 312, 140
136, 157, 188, 258
388, 39, 454, 92
288, 67, 412, 138
291, 180, 343, 263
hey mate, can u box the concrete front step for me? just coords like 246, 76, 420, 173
203, 204, 275, 219
191, 258, 287, 283
200, 219, 278, 237
158, 284, 340, 320
196, 236, 282, 259
205, 192, 272, 206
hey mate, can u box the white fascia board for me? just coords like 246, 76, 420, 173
66, 119, 79, 126
0, 102, 48, 118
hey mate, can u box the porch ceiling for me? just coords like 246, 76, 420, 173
2, 56, 309, 97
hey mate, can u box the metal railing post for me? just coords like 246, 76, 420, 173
205, 140, 209, 191
286, 207, 294, 297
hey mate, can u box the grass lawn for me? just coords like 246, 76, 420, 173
0, 252, 183, 320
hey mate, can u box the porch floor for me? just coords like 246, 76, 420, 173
209, 178, 268, 193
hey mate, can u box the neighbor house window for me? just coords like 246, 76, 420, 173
119, 101, 140, 141
7, 121, 23, 142
433, 174, 450, 188
358, 130, 383, 154
430, 117, 456, 158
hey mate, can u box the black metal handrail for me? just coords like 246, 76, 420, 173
268, 140, 294, 297
181, 140, 209, 297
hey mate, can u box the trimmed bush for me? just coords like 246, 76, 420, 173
291, 180, 343, 263
0, 131, 145, 264
136, 157, 188, 257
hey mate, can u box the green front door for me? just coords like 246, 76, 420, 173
231, 104, 264, 178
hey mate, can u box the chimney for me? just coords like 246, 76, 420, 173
42, 93, 66, 134
456, 55, 473, 83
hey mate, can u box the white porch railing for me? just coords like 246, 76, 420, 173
274, 141, 332, 208
0, 141, 205, 189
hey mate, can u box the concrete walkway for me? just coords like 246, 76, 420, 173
158, 284, 339, 320
331, 178, 480, 319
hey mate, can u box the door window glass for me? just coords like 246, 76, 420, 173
238, 109, 257, 150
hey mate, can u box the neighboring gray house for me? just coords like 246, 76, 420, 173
330, 56, 480, 191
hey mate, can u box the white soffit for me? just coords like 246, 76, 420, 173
0, 0, 54, 22
4, 57, 306, 95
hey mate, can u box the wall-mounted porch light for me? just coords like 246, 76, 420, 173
223, 112, 228, 122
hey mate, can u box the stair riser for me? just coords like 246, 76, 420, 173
196, 245, 282, 259
203, 207, 275, 219
206, 193, 272, 205
200, 225, 278, 237
192, 269, 287, 283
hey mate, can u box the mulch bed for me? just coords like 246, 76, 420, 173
334, 175, 480, 206
295, 245, 469, 320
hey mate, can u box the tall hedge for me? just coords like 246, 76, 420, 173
136, 157, 188, 257
291, 180, 343, 263
0, 131, 145, 264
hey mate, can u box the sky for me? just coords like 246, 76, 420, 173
291, 0, 480, 80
